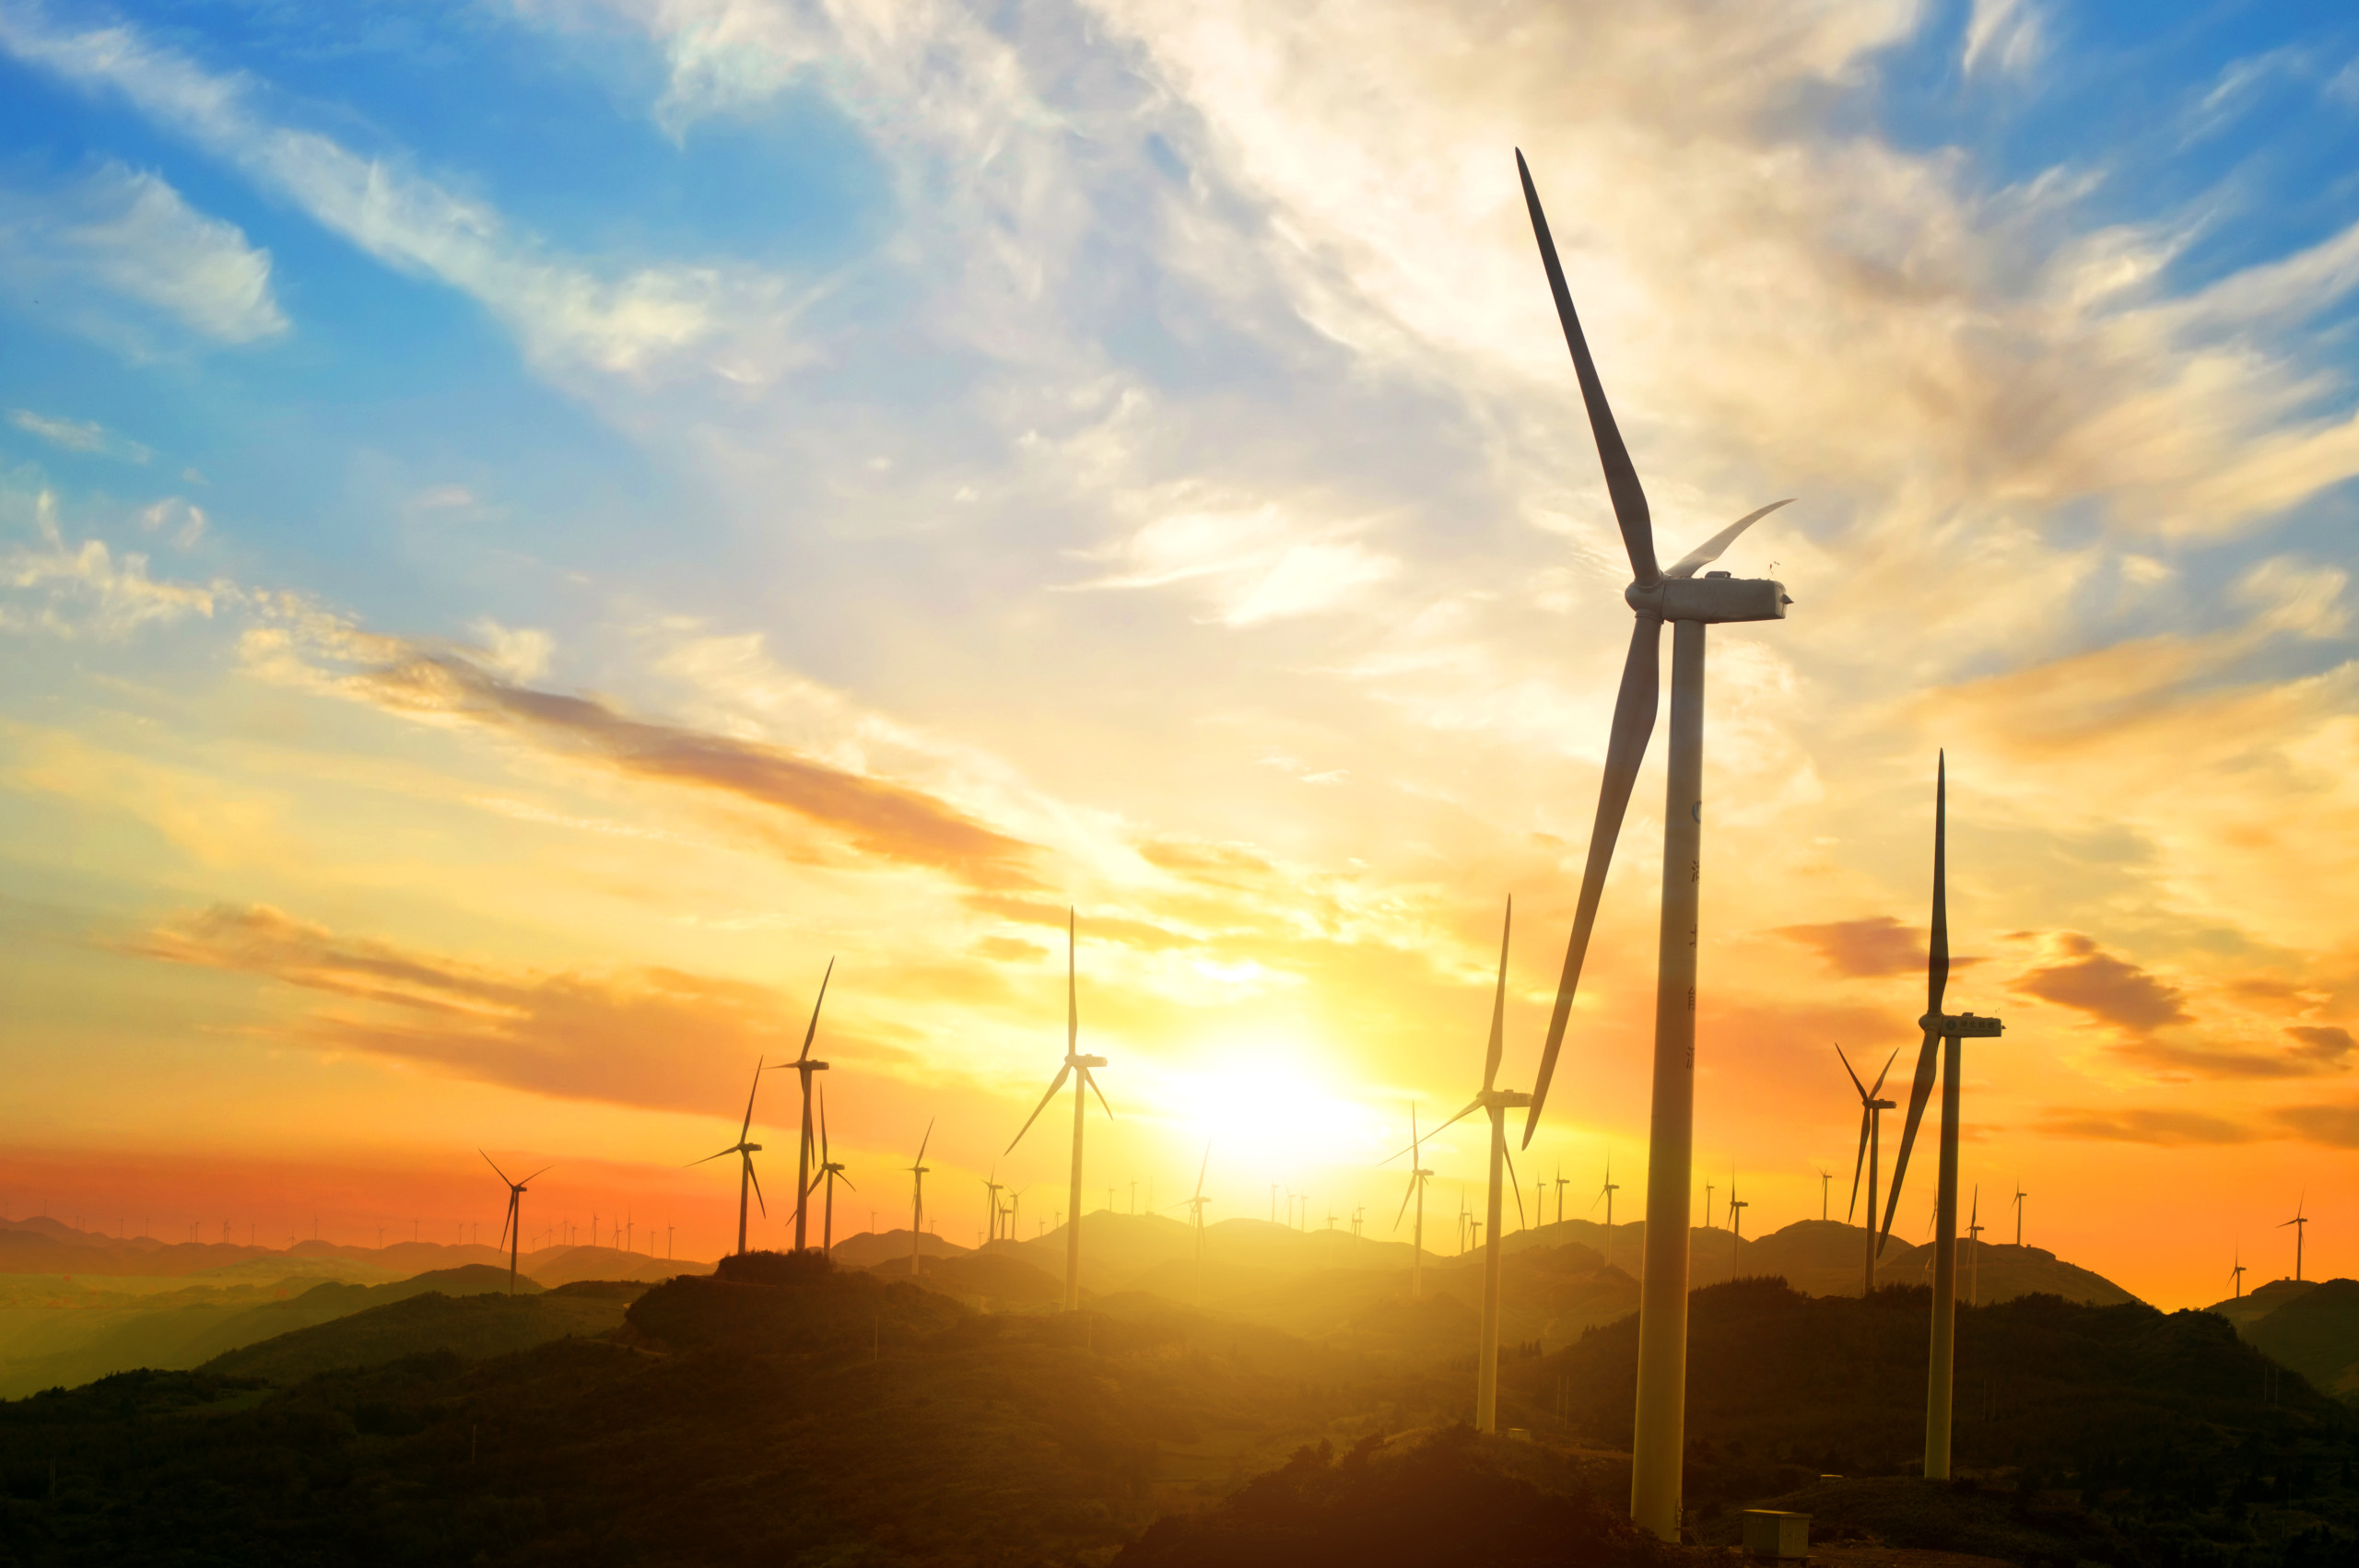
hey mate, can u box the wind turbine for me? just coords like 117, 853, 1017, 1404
1727, 1175, 1747, 1277
1180, 1145, 1212, 1299
804, 1082, 852, 1257
1594, 1156, 1620, 1231
479, 1152, 549, 1296
2283, 1199, 2307, 1282
1965, 1188, 1985, 1307
1395, 897, 1528, 1433
1512, 150, 1795, 1542
1837, 1044, 1898, 1296
1006, 909, 1111, 1312
2228, 1251, 2247, 1300
1817, 1168, 1832, 1223
1388, 1106, 1436, 1301
908, 1119, 933, 1278
1554, 1166, 1571, 1226
782, 959, 834, 1252
1873, 755, 2006, 1482
982, 1168, 1004, 1246
691, 1059, 769, 1256
2012, 1181, 2026, 1246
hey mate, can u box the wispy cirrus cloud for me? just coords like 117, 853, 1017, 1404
9, 408, 153, 463
0, 159, 284, 351
0, 9, 804, 380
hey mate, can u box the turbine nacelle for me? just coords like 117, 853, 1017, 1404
1625, 573, 1791, 624
1920, 1012, 2004, 1038
1064, 1053, 1108, 1070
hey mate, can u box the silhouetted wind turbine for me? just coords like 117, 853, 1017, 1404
480, 1152, 549, 1295
2228, 1251, 2247, 1300
1727, 1174, 1747, 1277
1554, 1166, 1571, 1225
1180, 1144, 1212, 1298
1386, 1106, 1438, 1300
1874, 755, 2005, 1481
1593, 1156, 1620, 1231
804, 1082, 851, 1257
1965, 1188, 1985, 1306
1837, 1043, 1898, 1296
1006, 909, 1112, 1313
908, 1119, 933, 1278
1396, 898, 1528, 1433
691, 1059, 769, 1256
2012, 1180, 2026, 1247
982, 1167, 1004, 1246
2283, 1199, 2307, 1282
782, 959, 833, 1252
1514, 149, 1795, 1542
1817, 1168, 1832, 1223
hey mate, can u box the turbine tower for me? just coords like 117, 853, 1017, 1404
1405, 898, 1530, 1433
1838, 1043, 1898, 1296
1817, 1168, 1832, 1223
1180, 1144, 1212, 1299
1874, 755, 2006, 1482
805, 1082, 851, 1257
1965, 1188, 1984, 1306
692, 1059, 769, 1256
2228, 1252, 2247, 1299
1006, 909, 1113, 1312
1554, 1166, 1571, 1226
1727, 1175, 1747, 1277
783, 959, 834, 1252
479, 1151, 549, 1295
2283, 1199, 2307, 1282
908, 1118, 933, 1278
1512, 150, 1795, 1542
982, 1168, 1004, 1246
1595, 1156, 1620, 1231
1386, 1106, 1438, 1301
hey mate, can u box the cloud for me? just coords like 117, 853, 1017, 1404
9, 408, 152, 462
2033, 1107, 2256, 1145
2010, 931, 2192, 1033
0, 14, 800, 380
1963, 0, 2044, 77
2275, 1102, 2359, 1148
2285, 1024, 2356, 1064
1776, 916, 1925, 977
125, 903, 804, 1117
0, 160, 284, 348
0, 490, 218, 638
243, 612, 1041, 889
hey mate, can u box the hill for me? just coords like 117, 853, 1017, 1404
0, 1219, 710, 1286
2233, 1279, 2359, 1402
0, 1250, 1465, 1566
201, 1280, 647, 1385
1507, 1276, 2359, 1563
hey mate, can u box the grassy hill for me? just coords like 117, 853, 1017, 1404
200, 1281, 646, 1385
2229, 1280, 2359, 1402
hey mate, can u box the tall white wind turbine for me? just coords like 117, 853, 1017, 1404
1006, 909, 1112, 1312
783, 959, 833, 1253
1872, 755, 2005, 1481
1398, 898, 1529, 1433
691, 1059, 769, 1256
1512, 149, 1794, 1541
480, 1151, 549, 1295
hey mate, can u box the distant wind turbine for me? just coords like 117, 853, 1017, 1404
2227, 1251, 2247, 1300
2283, 1198, 2307, 1282
691, 1059, 769, 1257
804, 1082, 852, 1257
982, 1168, 1004, 1246
1837, 1043, 1898, 1296
1513, 147, 1796, 1542
1965, 1188, 1984, 1307
781, 959, 834, 1253
1727, 1174, 1747, 1277
1873, 755, 2006, 1482
1180, 1144, 1212, 1299
479, 1152, 550, 1296
1817, 1168, 1831, 1223
1385, 1105, 1436, 1299
1394, 897, 1529, 1433
2012, 1180, 2026, 1246
1593, 1156, 1620, 1231
908, 1119, 933, 1277
1554, 1166, 1571, 1226
1005, 909, 1111, 1313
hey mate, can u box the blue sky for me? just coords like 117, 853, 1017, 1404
5, 0, 2359, 1302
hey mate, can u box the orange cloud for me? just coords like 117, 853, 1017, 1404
348, 651, 1040, 890
2011, 932, 2190, 1033
2034, 1107, 2257, 1145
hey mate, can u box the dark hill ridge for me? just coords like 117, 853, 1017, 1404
0, 1219, 711, 1285
201, 1280, 647, 1385
2228, 1279, 2359, 1402
0, 1250, 1460, 1566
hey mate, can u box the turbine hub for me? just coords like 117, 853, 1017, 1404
1625, 575, 1791, 624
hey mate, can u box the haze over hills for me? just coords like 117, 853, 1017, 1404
0, 1218, 709, 1286
2208, 1279, 2359, 1402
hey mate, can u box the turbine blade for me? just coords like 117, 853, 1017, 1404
1067, 907, 1077, 1055
1193, 1142, 1209, 1203
1385, 1097, 1482, 1164
817, 1082, 830, 1164
1525, 617, 1661, 1145
1515, 148, 1658, 587
1504, 1141, 1527, 1230
839, 1172, 856, 1193
1835, 1042, 1867, 1101
520, 1165, 552, 1186
1484, 895, 1512, 1094
1876, 1024, 1942, 1252
747, 1153, 767, 1217
479, 1149, 514, 1187
1394, 1171, 1419, 1231
798, 956, 835, 1063
688, 1146, 740, 1167
1848, 1106, 1871, 1221
1929, 753, 1949, 1023
1664, 499, 1794, 580
738, 1057, 764, 1144
916, 1116, 934, 1166
1869, 1048, 1898, 1099
1006, 1065, 1072, 1153
1084, 1065, 1114, 1122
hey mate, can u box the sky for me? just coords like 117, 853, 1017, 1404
3, 0, 2358, 1307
